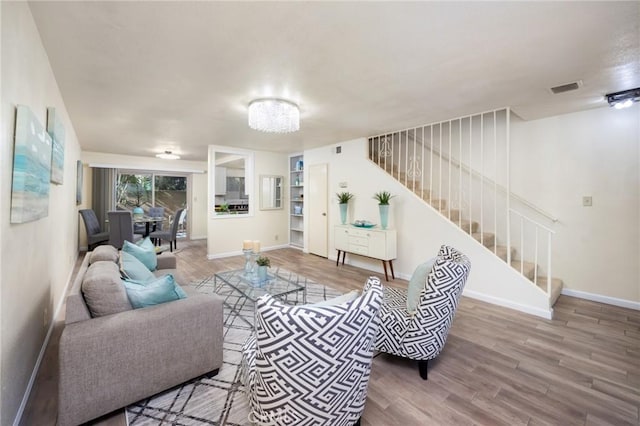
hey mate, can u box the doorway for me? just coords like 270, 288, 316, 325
308, 164, 328, 257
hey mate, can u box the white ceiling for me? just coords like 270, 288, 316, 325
28, 1, 640, 161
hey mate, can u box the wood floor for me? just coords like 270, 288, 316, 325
20, 240, 640, 425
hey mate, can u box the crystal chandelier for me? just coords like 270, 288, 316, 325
248, 98, 300, 133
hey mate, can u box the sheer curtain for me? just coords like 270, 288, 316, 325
91, 168, 116, 229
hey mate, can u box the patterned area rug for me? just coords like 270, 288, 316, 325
126, 270, 343, 425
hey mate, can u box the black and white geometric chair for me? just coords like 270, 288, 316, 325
374, 245, 471, 380
240, 277, 383, 426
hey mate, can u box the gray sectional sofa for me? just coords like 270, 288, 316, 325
58, 246, 224, 426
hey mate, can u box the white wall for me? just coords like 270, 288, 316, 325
511, 106, 640, 303
305, 138, 551, 317
190, 172, 208, 239
1, 3, 83, 423
207, 147, 288, 257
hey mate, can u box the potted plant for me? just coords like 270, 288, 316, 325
373, 190, 395, 229
336, 192, 354, 225
255, 255, 271, 282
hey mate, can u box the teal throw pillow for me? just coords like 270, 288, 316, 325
406, 257, 437, 313
120, 251, 155, 282
309, 290, 359, 307
123, 274, 187, 309
123, 237, 157, 271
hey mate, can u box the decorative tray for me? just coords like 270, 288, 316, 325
352, 221, 376, 228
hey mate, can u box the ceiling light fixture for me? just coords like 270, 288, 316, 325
248, 98, 300, 133
156, 150, 180, 160
605, 87, 640, 110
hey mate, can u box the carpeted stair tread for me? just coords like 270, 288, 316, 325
511, 260, 537, 280
472, 232, 495, 248
429, 199, 447, 210
495, 245, 516, 262
535, 277, 563, 307
458, 220, 479, 233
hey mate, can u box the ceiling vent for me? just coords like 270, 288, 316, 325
550, 81, 582, 94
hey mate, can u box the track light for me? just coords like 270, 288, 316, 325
605, 88, 640, 110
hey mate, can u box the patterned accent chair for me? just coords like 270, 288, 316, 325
374, 245, 471, 380
240, 277, 383, 426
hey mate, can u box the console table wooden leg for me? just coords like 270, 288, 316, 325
389, 260, 395, 279
341, 251, 346, 265
382, 261, 389, 281
336, 250, 341, 267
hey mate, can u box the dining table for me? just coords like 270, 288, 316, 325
133, 216, 165, 237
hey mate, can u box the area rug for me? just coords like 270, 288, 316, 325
126, 270, 343, 425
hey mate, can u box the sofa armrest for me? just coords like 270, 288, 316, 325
156, 252, 177, 269
58, 292, 223, 426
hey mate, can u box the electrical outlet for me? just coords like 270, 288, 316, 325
583, 196, 593, 207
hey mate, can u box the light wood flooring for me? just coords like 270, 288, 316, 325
20, 240, 640, 425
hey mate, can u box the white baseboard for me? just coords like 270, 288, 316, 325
463, 289, 554, 319
13, 253, 80, 426
561, 288, 640, 310
189, 235, 207, 241
206, 244, 291, 260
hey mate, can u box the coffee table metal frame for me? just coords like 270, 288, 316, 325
213, 267, 307, 305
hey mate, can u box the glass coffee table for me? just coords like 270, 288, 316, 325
213, 267, 307, 305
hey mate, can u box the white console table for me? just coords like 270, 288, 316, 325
334, 225, 397, 281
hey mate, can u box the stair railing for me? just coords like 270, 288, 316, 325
510, 209, 555, 296
368, 107, 556, 298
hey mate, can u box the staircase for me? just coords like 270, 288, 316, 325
368, 108, 563, 308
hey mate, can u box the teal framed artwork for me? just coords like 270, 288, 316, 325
11, 105, 52, 223
47, 107, 65, 185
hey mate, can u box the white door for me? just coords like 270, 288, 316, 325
308, 164, 328, 257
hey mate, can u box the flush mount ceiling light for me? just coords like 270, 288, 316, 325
248, 98, 300, 133
156, 150, 180, 160
606, 87, 640, 110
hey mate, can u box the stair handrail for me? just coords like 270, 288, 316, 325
388, 133, 560, 224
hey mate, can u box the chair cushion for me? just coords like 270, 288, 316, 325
406, 257, 437, 313
122, 237, 157, 271
81, 261, 133, 317
122, 274, 187, 309
119, 251, 155, 282
89, 245, 119, 264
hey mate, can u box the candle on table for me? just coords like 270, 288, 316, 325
253, 240, 261, 253
243, 240, 252, 250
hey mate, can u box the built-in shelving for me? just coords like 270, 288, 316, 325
289, 154, 304, 248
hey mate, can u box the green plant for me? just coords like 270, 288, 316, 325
256, 256, 271, 267
373, 190, 395, 205
336, 192, 354, 204
219, 203, 230, 213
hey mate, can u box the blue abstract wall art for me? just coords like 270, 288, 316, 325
11, 105, 52, 223
47, 107, 65, 185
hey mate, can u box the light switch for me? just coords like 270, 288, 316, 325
582, 196, 593, 207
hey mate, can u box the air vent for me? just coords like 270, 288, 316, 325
550, 81, 582, 94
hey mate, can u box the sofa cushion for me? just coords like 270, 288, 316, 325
123, 238, 157, 271
89, 245, 119, 264
406, 257, 437, 313
122, 274, 187, 309
81, 261, 132, 317
120, 251, 156, 282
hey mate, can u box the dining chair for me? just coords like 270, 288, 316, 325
79, 209, 109, 251
148, 206, 165, 231
108, 210, 142, 249
150, 208, 184, 252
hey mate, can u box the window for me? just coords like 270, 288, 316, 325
116, 171, 188, 232
210, 146, 254, 217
